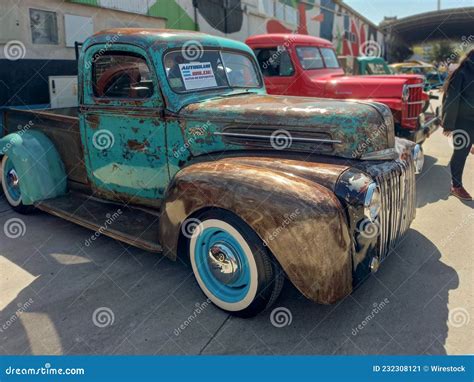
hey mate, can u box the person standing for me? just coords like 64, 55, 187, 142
442, 49, 474, 201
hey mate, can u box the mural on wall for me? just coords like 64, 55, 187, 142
69, 0, 383, 57
195, 0, 243, 34
259, 0, 383, 58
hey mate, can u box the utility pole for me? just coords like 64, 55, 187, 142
437, 0, 441, 10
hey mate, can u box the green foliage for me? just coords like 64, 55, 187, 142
430, 41, 454, 63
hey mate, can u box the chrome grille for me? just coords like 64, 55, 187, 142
373, 160, 416, 260
404, 83, 424, 120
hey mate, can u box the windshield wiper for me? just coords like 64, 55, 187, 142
220, 89, 258, 97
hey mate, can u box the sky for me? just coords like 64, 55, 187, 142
344, 0, 473, 24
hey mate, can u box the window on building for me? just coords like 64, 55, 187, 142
254, 48, 295, 77
92, 53, 154, 98
260, 0, 275, 17
29, 8, 58, 45
284, 4, 298, 25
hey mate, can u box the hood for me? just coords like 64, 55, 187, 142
179, 93, 396, 160
314, 74, 423, 99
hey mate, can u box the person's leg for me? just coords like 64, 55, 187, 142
450, 129, 472, 188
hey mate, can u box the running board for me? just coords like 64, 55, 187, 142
35, 193, 162, 252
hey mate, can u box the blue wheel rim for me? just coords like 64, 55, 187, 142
3, 158, 21, 203
194, 226, 251, 303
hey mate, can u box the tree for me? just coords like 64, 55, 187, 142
430, 41, 454, 64
386, 37, 413, 63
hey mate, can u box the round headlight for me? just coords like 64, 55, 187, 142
412, 144, 424, 174
364, 182, 381, 221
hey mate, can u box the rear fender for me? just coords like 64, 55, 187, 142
0, 130, 67, 204
159, 159, 353, 304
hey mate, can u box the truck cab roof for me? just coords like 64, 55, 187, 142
246, 34, 334, 48
85, 28, 255, 56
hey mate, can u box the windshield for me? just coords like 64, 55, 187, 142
296, 47, 324, 70
164, 49, 261, 93
320, 48, 340, 68
366, 62, 389, 74
296, 46, 340, 70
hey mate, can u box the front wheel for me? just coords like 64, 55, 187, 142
188, 210, 284, 317
1, 155, 34, 214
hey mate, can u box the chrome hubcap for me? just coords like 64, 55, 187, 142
207, 243, 242, 285
7, 169, 19, 188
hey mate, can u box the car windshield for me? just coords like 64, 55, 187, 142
296, 47, 324, 70
296, 46, 340, 70
164, 49, 261, 93
366, 62, 389, 74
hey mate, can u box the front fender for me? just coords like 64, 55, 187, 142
159, 159, 353, 304
0, 130, 67, 204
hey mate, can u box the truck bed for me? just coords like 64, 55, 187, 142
2, 107, 88, 185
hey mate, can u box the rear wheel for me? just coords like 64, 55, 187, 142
1, 156, 34, 214
188, 210, 284, 317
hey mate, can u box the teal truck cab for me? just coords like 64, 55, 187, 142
1, 29, 420, 317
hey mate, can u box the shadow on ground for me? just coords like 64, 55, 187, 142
0, 194, 459, 355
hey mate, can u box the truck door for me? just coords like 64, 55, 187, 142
81, 45, 168, 207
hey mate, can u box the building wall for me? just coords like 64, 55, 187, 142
0, 0, 166, 106
0, 0, 383, 106
63, 0, 385, 57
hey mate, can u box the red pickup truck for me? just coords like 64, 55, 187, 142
246, 34, 439, 145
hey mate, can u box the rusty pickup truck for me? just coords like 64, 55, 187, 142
0, 29, 420, 317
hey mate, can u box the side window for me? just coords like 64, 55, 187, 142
254, 48, 295, 77
92, 52, 154, 99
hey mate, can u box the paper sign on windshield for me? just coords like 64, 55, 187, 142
179, 62, 217, 90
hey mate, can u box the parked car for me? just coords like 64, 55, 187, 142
390, 61, 446, 91
0, 29, 420, 317
338, 56, 393, 76
246, 34, 440, 146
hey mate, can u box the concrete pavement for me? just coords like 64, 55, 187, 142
0, 102, 472, 355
